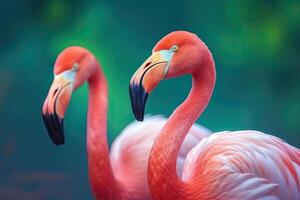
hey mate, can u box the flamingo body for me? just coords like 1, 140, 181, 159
182, 131, 300, 199
129, 31, 300, 200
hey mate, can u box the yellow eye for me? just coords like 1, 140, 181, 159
170, 45, 179, 52
72, 63, 79, 71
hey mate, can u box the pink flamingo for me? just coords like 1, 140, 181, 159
129, 31, 300, 200
41, 46, 210, 199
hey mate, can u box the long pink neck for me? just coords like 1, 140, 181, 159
86, 65, 121, 199
148, 49, 216, 199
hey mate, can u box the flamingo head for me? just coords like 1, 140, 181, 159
42, 46, 97, 145
129, 31, 207, 121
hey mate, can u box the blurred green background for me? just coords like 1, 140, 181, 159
0, 0, 299, 199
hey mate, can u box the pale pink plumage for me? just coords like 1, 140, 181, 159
183, 131, 300, 199
110, 115, 210, 199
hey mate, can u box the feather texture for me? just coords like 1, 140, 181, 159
182, 131, 300, 199
110, 116, 210, 199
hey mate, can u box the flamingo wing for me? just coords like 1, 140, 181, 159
182, 131, 300, 199
110, 115, 210, 199
110, 116, 163, 199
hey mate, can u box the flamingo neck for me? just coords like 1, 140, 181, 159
86, 66, 121, 199
148, 50, 215, 199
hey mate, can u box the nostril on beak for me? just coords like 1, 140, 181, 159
53, 88, 59, 97
143, 62, 152, 69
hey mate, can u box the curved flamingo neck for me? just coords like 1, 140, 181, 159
148, 49, 216, 199
86, 64, 121, 199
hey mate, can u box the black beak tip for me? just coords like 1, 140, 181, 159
135, 111, 145, 122
42, 113, 65, 145
129, 83, 148, 122
51, 134, 65, 145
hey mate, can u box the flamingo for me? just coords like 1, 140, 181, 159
129, 31, 300, 200
41, 46, 210, 199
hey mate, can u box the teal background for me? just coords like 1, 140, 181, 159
0, 0, 299, 199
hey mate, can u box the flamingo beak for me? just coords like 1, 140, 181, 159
42, 69, 76, 145
129, 50, 174, 121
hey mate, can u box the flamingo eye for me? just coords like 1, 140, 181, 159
72, 63, 79, 71
170, 45, 179, 52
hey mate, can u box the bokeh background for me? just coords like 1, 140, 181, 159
0, 0, 299, 199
